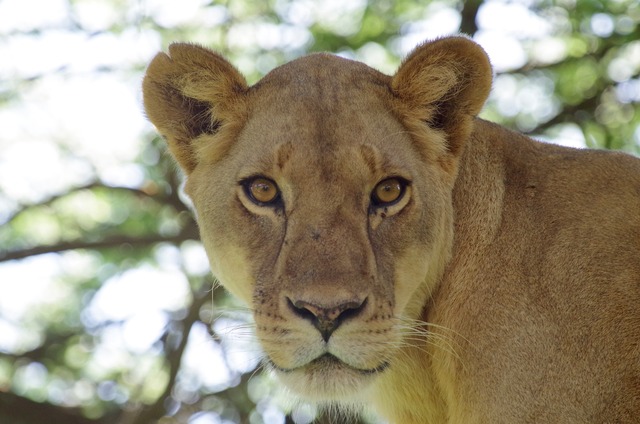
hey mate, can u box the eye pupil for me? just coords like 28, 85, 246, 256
373, 178, 403, 205
248, 178, 279, 204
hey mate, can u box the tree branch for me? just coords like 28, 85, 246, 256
128, 287, 211, 424
0, 391, 119, 424
2, 181, 176, 227
0, 223, 200, 263
459, 0, 482, 36
1, 330, 79, 362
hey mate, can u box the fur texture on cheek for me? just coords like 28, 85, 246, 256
184, 172, 259, 306
382, 182, 454, 320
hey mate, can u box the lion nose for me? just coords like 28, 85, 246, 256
287, 297, 368, 342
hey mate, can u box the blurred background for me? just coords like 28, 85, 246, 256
0, 0, 639, 423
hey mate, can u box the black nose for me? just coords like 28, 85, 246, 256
287, 297, 368, 342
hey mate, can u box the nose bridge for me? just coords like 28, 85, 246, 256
278, 202, 373, 288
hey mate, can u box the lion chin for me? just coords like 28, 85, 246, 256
270, 354, 390, 401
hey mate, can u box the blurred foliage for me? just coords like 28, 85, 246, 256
0, 0, 638, 423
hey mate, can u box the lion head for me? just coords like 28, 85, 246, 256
142, 37, 491, 402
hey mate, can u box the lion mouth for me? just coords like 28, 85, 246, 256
270, 353, 390, 376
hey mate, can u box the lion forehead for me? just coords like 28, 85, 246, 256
255, 53, 391, 94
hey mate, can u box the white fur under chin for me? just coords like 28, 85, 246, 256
275, 380, 380, 424
274, 361, 378, 400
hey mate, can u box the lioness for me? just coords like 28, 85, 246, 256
143, 37, 640, 423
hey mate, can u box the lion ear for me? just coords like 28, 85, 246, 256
391, 36, 492, 160
142, 43, 248, 174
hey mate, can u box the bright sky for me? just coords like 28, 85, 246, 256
0, 0, 608, 420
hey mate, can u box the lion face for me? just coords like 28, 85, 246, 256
143, 38, 491, 401
184, 56, 455, 399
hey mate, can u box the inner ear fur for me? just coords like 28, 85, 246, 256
391, 36, 492, 161
142, 43, 248, 174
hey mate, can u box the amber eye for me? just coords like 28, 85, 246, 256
372, 178, 405, 206
244, 177, 280, 205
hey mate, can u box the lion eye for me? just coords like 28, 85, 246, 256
245, 177, 280, 205
372, 178, 405, 206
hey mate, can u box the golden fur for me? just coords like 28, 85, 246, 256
143, 37, 640, 423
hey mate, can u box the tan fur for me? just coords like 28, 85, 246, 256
143, 37, 640, 423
